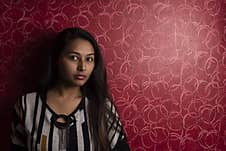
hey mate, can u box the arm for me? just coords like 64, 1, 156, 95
112, 137, 130, 151
112, 130, 130, 151
11, 96, 28, 151
106, 100, 130, 151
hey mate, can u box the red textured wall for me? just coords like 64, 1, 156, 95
1, 0, 226, 150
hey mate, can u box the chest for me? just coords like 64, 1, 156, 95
24, 97, 93, 151
46, 95, 82, 116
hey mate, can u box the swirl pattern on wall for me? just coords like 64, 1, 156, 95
0, 0, 226, 150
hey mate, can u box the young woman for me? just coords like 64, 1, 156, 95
11, 27, 130, 151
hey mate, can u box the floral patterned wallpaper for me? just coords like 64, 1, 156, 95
0, 0, 226, 150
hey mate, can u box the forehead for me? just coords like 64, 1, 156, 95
64, 38, 94, 54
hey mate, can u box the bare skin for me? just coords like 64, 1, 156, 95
46, 38, 95, 121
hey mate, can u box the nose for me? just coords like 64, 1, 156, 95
77, 59, 86, 71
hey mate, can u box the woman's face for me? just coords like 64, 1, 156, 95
56, 38, 95, 87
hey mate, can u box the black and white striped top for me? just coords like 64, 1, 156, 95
11, 91, 130, 151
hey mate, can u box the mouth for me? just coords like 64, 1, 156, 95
74, 74, 87, 80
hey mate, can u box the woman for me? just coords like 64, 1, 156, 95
11, 27, 130, 151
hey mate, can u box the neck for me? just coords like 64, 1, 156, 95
51, 82, 82, 99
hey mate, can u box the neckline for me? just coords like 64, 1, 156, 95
39, 89, 85, 117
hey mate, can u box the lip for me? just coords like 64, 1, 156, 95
74, 74, 87, 80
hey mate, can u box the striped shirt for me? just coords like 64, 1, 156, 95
11, 91, 130, 151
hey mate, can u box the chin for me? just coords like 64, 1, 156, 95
73, 81, 87, 87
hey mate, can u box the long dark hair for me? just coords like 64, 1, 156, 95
39, 27, 115, 150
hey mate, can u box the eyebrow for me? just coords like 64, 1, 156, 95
67, 51, 95, 56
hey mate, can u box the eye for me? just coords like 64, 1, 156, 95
86, 57, 94, 62
70, 55, 79, 61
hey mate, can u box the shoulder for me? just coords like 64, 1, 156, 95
15, 91, 42, 112
21, 91, 39, 102
105, 98, 120, 119
18, 91, 39, 100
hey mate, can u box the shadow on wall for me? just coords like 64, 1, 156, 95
0, 30, 56, 150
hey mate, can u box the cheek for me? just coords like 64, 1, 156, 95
87, 64, 95, 74
90, 64, 95, 72
58, 61, 77, 74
